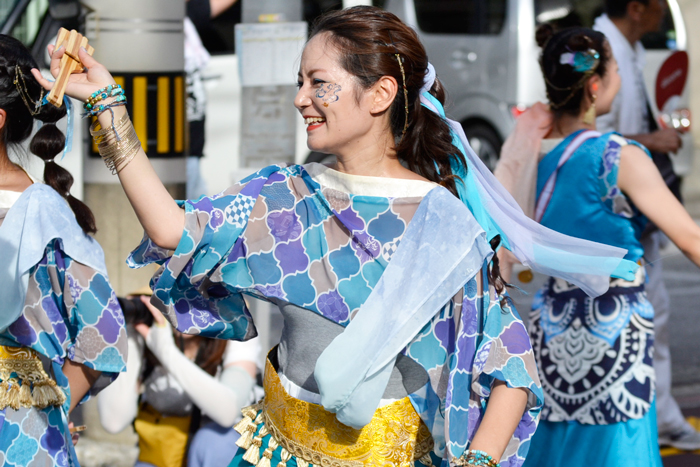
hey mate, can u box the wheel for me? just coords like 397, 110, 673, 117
305, 151, 337, 166
462, 123, 502, 171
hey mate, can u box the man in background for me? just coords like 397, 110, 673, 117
594, 0, 700, 451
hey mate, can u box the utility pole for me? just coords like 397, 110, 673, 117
81, 0, 187, 296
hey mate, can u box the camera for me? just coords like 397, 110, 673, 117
117, 296, 154, 327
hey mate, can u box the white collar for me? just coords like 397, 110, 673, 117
303, 162, 437, 198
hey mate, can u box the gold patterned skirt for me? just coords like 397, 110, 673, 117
233, 357, 435, 467
0, 345, 66, 410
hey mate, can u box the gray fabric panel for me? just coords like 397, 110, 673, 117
273, 299, 428, 400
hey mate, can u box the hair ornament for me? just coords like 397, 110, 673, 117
14, 66, 44, 116
559, 48, 600, 73
395, 53, 409, 138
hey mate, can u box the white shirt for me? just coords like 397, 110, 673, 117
594, 14, 651, 135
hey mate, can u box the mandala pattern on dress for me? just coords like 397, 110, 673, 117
530, 280, 654, 425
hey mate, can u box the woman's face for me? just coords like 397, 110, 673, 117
294, 32, 377, 157
595, 45, 621, 116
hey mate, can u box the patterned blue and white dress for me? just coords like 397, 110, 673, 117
0, 183, 128, 467
129, 163, 543, 467
524, 132, 662, 467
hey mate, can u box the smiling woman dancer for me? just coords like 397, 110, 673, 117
37, 7, 640, 467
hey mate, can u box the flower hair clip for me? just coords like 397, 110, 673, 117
559, 48, 600, 73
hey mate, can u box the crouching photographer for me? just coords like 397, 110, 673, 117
98, 289, 260, 467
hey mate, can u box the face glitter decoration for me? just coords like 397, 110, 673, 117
315, 83, 342, 104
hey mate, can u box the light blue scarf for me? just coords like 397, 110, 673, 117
0, 184, 107, 333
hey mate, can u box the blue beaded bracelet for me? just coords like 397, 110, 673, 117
84, 84, 123, 111
85, 94, 127, 118
455, 449, 500, 467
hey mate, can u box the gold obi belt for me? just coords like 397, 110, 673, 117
0, 345, 66, 410
234, 357, 435, 467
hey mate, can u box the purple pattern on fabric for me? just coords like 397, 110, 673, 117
317, 290, 349, 322
227, 238, 247, 263
275, 239, 309, 275
267, 210, 302, 243
95, 313, 122, 345
255, 283, 285, 300
499, 323, 532, 355
8, 316, 37, 346
209, 208, 225, 230
435, 318, 455, 354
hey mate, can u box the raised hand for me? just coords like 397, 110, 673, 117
30, 44, 116, 102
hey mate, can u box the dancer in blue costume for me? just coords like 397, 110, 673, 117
0, 35, 127, 466
38, 7, 641, 467
496, 25, 700, 467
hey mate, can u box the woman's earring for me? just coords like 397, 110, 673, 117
583, 95, 597, 125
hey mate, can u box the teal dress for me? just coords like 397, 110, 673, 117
524, 132, 662, 467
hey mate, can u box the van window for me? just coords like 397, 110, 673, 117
534, 0, 677, 50
414, 0, 507, 35
0, 0, 49, 47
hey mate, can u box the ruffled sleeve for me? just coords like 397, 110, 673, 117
127, 165, 288, 340
445, 266, 542, 467
3, 239, 128, 404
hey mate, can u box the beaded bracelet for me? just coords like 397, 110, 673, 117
85, 95, 127, 118
85, 84, 123, 110
453, 449, 500, 467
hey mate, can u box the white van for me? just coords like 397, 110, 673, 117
383, 0, 694, 174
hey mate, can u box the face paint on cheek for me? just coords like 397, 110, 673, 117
316, 83, 342, 105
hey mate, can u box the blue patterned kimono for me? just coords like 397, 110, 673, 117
0, 184, 128, 467
129, 163, 543, 466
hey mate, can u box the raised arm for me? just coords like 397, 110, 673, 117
32, 46, 185, 249
617, 145, 700, 267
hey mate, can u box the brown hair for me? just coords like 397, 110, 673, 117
309, 6, 463, 196
309, 6, 508, 295
195, 338, 228, 376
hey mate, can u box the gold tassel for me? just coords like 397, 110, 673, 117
276, 448, 291, 467
0, 381, 9, 409
235, 424, 256, 450
419, 453, 434, 467
6, 381, 20, 410
236, 411, 263, 449
258, 436, 278, 467
18, 381, 32, 407
32, 382, 55, 409
242, 436, 263, 465
233, 414, 253, 433
242, 402, 261, 420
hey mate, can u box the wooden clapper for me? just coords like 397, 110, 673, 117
46, 28, 94, 108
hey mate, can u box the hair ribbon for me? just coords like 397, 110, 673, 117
419, 63, 638, 297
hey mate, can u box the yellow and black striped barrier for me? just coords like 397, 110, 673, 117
89, 72, 187, 158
